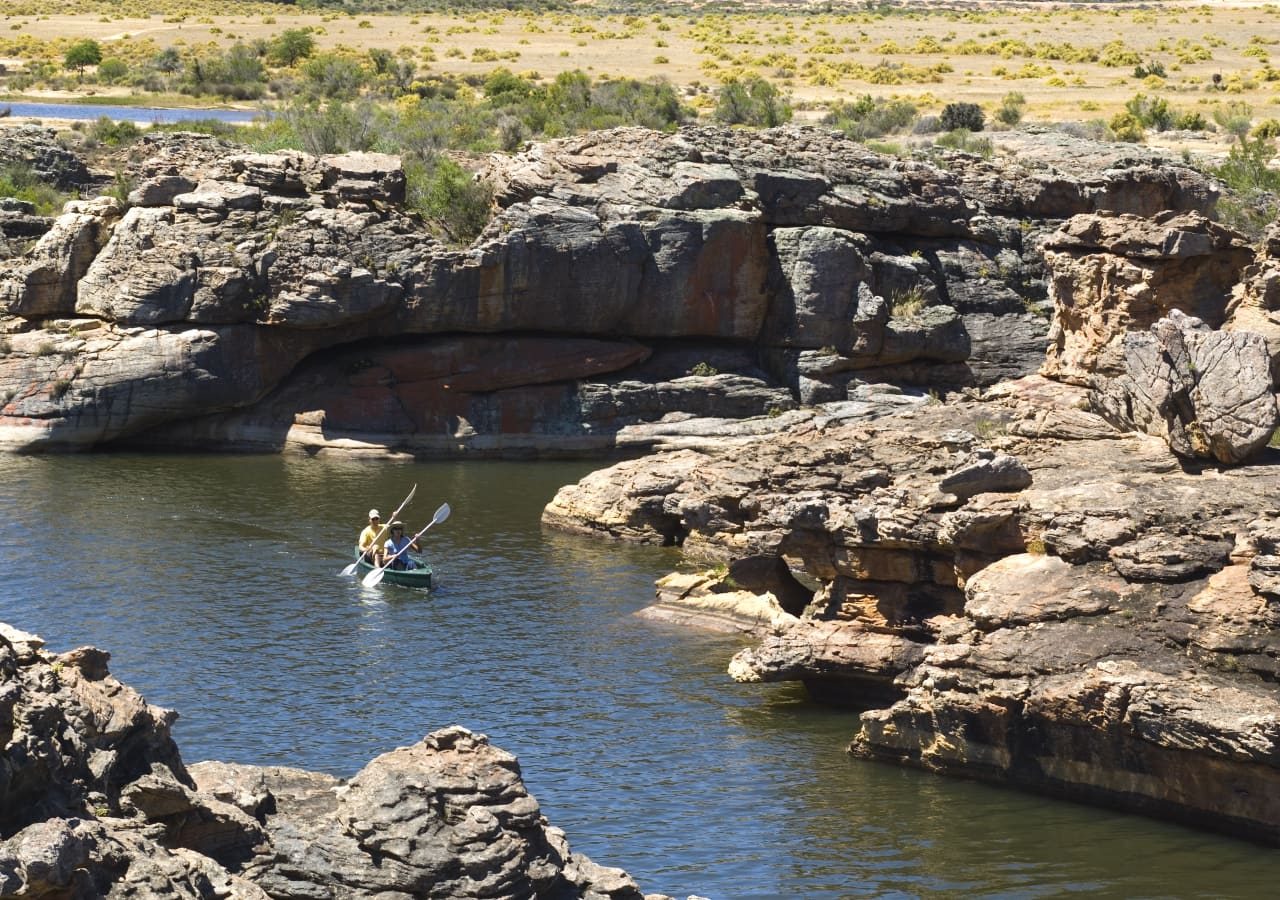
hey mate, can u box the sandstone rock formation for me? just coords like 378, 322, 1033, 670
0, 125, 1223, 454
5, 120, 1280, 851
1040, 211, 1252, 386
0, 623, 663, 899
542, 374, 1280, 844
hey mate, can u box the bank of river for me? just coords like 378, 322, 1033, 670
0, 100, 261, 124
0, 453, 1275, 898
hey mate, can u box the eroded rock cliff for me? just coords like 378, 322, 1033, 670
0, 125, 1217, 455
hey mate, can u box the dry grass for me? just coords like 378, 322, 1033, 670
1, 1, 1279, 126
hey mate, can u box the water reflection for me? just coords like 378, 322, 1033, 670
0, 453, 1276, 898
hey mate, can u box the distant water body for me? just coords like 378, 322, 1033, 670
0, 101, 261, 124
0, 453, 1277, 898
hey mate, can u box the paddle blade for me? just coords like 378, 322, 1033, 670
340, 562, 358, 576
361, 568, 386, 588
433, 502, 451, 524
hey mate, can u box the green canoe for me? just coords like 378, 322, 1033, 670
354, 552, 433, 589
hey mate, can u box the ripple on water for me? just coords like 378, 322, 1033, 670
1, 454, 1278, 899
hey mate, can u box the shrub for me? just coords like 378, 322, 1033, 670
301, 52, 369, 99
405, 155, 493, 246
1125, 93, 1173, 131
824, 94, 916, 140
995, 91, 1025, 126
1174, 110, 1209, 131
1109, 111, 1146, 142
87, 116, 141, 147
713, 75, 792, 127
280, 98, 378, 155
1133, 59, 1166, 79
934, 128, 993, 157
1213, 101, 1254, 142
96, 57, 128, 84
940, 101, 985, 132
0, 163, 69, 215
1212, 134, 1280, 237
1254, 118, 1280, 139
185, 43, 266, 99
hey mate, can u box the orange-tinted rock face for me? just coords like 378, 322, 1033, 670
1040, 212, 1253, 386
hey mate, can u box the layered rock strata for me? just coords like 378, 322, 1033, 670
0, 126, 1216, 454
0, 623, 663, 899
542, 376, 1280, 844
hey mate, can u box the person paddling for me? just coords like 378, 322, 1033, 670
357, 509, 385, 566
383, 521, 422, 570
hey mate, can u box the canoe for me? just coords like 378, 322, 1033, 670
354, 552, 433, 589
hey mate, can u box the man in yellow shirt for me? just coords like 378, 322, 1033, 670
357, 509, 386, 566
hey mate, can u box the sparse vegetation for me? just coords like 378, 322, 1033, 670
0, 164, 70, 215
889, 286, 928, 320
823, 95, 917, 141
1212, 133, 1280, 238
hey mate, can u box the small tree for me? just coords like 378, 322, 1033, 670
940, 101, 985, 132
64, 39, 102, 81
268, 28, 316, 67
714, 75, 791, 127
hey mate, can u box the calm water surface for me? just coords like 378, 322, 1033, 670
0, 100, 261, 124
0, 454, 1276, 899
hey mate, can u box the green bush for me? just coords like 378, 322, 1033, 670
940, 101, 985, 132
405, 155, 493, 245
1124, 93, 1173, 131
823, 94, 916, 140
185, 43, 266, 99
933, 128, 993, 157
1211, 134, 1280, 237
995, 91, 1025, 126
0, 163, 69, 215
301, 52, 369, 99
1213, 101, 1253, 142
714, 75, 792, 127
96, 58, 128, 84
87, 116, 141, 147
280, 98, 378, 155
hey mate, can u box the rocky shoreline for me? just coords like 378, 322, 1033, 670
0, 623, 669, 899
3, 120, 1279, 847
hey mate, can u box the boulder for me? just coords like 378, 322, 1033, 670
0, 197, 121, 317
0, 625, 657, 899
1091, 311, 1279, 464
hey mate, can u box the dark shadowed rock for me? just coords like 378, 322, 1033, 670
0, 625, 662, 899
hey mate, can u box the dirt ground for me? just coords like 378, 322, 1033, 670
1, 1, 1278, 126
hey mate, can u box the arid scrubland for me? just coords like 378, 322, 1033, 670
1, 1, 1279, 124
2, 2, 1280, 239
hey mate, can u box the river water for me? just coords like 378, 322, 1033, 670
0, 100, 261, 124
0, 453, 1275, 898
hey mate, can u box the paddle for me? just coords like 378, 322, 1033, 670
340, 483, 417, 576
362, 502, 451, 587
